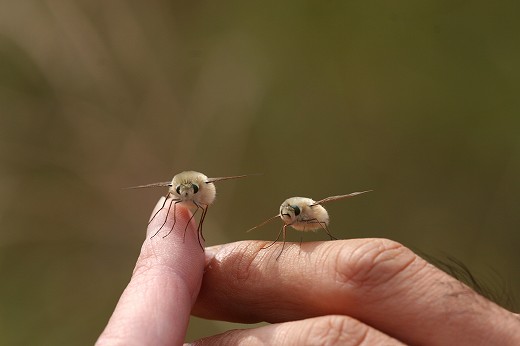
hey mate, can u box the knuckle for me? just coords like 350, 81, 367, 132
224, 241, 267, 281
131, 247, 182, 286
197, 329, 265, 346
334, 238, 419, 289
132, 254, 156, 278
301, 315, 370, 346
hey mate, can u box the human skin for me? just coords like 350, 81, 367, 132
96, 197, 205, 345
97, 197, 520, 345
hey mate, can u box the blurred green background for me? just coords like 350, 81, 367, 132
1, 1, 519, 344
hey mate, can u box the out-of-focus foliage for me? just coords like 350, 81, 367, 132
0, 1, 519, 344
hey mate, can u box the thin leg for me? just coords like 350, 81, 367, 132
178, 205, 199, 240
303, 218, 338, 241
196, 204, 208, 251
319, 222, 338, 240
197, 204, 209, 242
262, 225, 284, 250
160, 201, 181, 238
275, 225, 288, 261
148, 193, 170, 226
150, 198, 175, 239
185, 201, 205, 251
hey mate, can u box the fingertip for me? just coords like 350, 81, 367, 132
148, 196, 167, 222
100, 200, 205, 345
144, 201, 205, 272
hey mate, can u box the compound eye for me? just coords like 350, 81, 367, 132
193, 184, 199, 193
175, 186, 181, 194
292, 205, 301, 216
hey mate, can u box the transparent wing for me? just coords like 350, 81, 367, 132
311, 190, 372, 206
246, 214, 280, 233
206, 173, 261, 184
123, 182, 172, 189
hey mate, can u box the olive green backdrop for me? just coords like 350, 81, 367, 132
1, 1, 519, 344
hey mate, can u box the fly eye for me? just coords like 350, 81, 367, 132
292, 205, 301, 216
176, 186, 181, 194
193, 184, 199, 193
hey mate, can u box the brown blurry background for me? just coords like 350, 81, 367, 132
1, 1, 519, 344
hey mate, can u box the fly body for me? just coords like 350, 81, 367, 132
128, 171, 255, 250
249, 190, 371, 259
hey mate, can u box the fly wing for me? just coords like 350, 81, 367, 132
246, 214, 280, 233
123, 182, 172, 189
311, 190, 372, 206
206, 173, 261, 184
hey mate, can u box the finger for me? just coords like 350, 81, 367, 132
97, 197, 205, 346
193, 239, 520, 345
188, 315, 404, 346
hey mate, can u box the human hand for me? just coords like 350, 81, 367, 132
96, 197, 205, 345
191, 240, 520, 345
97, 197, 520, 345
